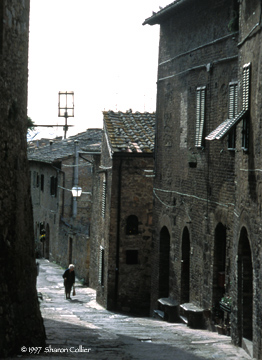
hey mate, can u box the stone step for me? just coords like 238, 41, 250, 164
179, 303, 204, 329
153, 309, 165, 320
157, 298, 180, 323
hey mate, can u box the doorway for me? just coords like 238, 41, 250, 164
181, 227, 190, 304
238, 227, 253, 343
159, 226, 170, 298
212, 223, 226, 307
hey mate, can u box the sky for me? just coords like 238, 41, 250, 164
28, 0, 171, 140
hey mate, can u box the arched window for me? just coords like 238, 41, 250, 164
126, 215, 138, 235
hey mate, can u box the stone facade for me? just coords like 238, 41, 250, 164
144, 0, 262, 358
0, 1, 46, 357
89, 111, 155, 316
28, 129, 102, 284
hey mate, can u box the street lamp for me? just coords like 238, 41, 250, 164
58, 91, 74, 139
71, 186, 82, 197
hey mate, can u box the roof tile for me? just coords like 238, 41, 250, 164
103, 110, 155, 154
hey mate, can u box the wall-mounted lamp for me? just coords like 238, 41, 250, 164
71, 186, 82, 197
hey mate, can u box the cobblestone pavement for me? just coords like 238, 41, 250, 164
10, 259, 252, 360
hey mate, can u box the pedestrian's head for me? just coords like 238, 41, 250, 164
69, 264, 75, 271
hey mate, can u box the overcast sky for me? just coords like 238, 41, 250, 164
28, 0, 171, 139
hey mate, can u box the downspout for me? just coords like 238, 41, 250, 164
72, 140, 79, 218
115, 158, 122, 310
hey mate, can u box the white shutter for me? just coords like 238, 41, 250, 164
98, 246, 104, 285
242, 63, 251, 111
101, 177, 106, 218
195, 87, 206, 147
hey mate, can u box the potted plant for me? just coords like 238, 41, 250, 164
219, 295, 232, 313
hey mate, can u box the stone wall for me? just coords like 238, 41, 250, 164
29, 161, 60, 259
55, 153, 94, 283
0, 1, 46, 357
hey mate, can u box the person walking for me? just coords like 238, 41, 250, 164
62, 264, 75, 299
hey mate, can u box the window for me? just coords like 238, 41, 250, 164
205, 63, 251, 142
228, 82, 238, 150
195, 87, 206, 147
98, 246, 104, 285
126, 250, 138, 265
50, 176, 57, 197
241, 63, 251, 151
101, 176, 107, 218
126, 215, 138, 235
41, 174, 44, 191
33, 171, 37, 188
242, 117, 249, 151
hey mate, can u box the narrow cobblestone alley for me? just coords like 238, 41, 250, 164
10, 259, 252, 360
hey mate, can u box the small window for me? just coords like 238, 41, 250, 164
126, 250, 138, 265
228, 82, 238, 150
36, 173, 40, 188
41, 174, 44, 191
33, 171, 37, 188
126, 215, 138, 235
98, 246, 104, 286
50, 176, 57, 197
195, 87, 206, 148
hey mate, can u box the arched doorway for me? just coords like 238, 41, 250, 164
159, 226, 170, 298
181, 227, 190, 304
238, 227, 253, 343
212, 223, 226, 307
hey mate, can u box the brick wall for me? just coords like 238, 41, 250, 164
90, 130, 154, 315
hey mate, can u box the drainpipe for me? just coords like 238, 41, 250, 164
72, 140, 79, 218
115, 158, 122, 310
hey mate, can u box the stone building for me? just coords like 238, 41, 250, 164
144, 0, 262, 358
28, 129, 102, 283
0, 1, 46, 357
89, 110, 155, 316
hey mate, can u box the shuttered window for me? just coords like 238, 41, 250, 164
242, 63, 251, 150
228, 82, 238, 149
195, 87, 206, 147
50, 176, 57, 197
206, 63, 251, 142
101, 177, 107, 218
98, 246, 104, 286
242, 63, 250, 111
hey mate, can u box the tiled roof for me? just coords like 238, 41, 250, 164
143, 0, 188, 26
103, 110, 155, 154
27, 129, 103, 164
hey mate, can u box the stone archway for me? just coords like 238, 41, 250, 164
238, 227, 253, 344
159, 226, 170, 298
181, 227, 190, 304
